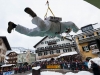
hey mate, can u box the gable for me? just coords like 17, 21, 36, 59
0, 36, 11, 50
34, 36, 72, 48
7, 52, 18, 56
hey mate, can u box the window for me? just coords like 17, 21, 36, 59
82, 46, 89, 51
38, 53, 42, 56
56, 50, 60, 53
41, 42, 44, 44
61, 38, 64, 41
63, 49, 67, 52
48, 36, 55, 39
45, 46, 49, 50
90, 44, 99, 53
66, 43, 70, 45
44, 51, 48, 55
62, 44, 66, 47
68, 49, 72, 52
41, 47, 44, 50
59, 44, 63, 47
37, 48, 40, 50
45, 41, 49, 44
90, 44, 98, 49
56, 39, 60, 42
74, 48, 77, 51
49, 46, 52, 49
50, 51, 54, 54
53, 45, 57, 48
48, 40, 56, 45
97, 32, 100, 35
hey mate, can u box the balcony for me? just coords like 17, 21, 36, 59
79, 36, 100, 44
71, 43, 76, 47
36, 45, 72, 53
7, 58, 17, 61
48, 41, 57, 45
7, 62, 17, 64
92, 49, 100, 54
8, 54, 17, 57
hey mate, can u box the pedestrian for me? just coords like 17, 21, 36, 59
91, 60, 100, 75
7, 7, 79, 38
67, 62, 71, 70
71, 61, 76, 72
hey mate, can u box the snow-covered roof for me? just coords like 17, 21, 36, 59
73, 23, 100, 36
58, 51, 77, 58
11, 47, 35, 54
6, 50, 19, 55
32, 66, 41, 70
36, 57, 57, 62
1, 64, 15, 67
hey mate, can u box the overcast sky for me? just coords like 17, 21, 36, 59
0, 0, 100, 50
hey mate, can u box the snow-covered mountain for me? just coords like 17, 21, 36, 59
12, 47, 35, 53
6, 47, 35, 55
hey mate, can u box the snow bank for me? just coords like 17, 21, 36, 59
88, 57, 100, 68
28, 71, 93, 75
58, 51, 77, 58
41, 71, 62, 75
65, 71, 93, 75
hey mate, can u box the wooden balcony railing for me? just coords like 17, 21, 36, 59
35, 44, 76, 53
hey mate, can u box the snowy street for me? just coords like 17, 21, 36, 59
13, 70, 93, 75
27, 71, 93, 75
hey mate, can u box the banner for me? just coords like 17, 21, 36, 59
3, 71, 14, 75
47, 65, 60, 69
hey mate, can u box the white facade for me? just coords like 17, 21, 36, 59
17, 50, 36, 65
34, 36, 77, 60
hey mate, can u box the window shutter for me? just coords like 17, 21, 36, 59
82, 47, 85, 51
88, 45, 90, 50
0, 40, 2, 45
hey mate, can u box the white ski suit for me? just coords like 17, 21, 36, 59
15, 16, 79, 38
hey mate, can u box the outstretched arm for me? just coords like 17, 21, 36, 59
15, 25, 44, 37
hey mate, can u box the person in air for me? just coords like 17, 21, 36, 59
7, 7, 79, 38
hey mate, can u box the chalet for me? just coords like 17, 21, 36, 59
74, 23, 100, 60
0, 36, 11, 65
34, 36, 80, 61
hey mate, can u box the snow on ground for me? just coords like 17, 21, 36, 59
28, 71, 93, 75
88, 57, 100, 68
